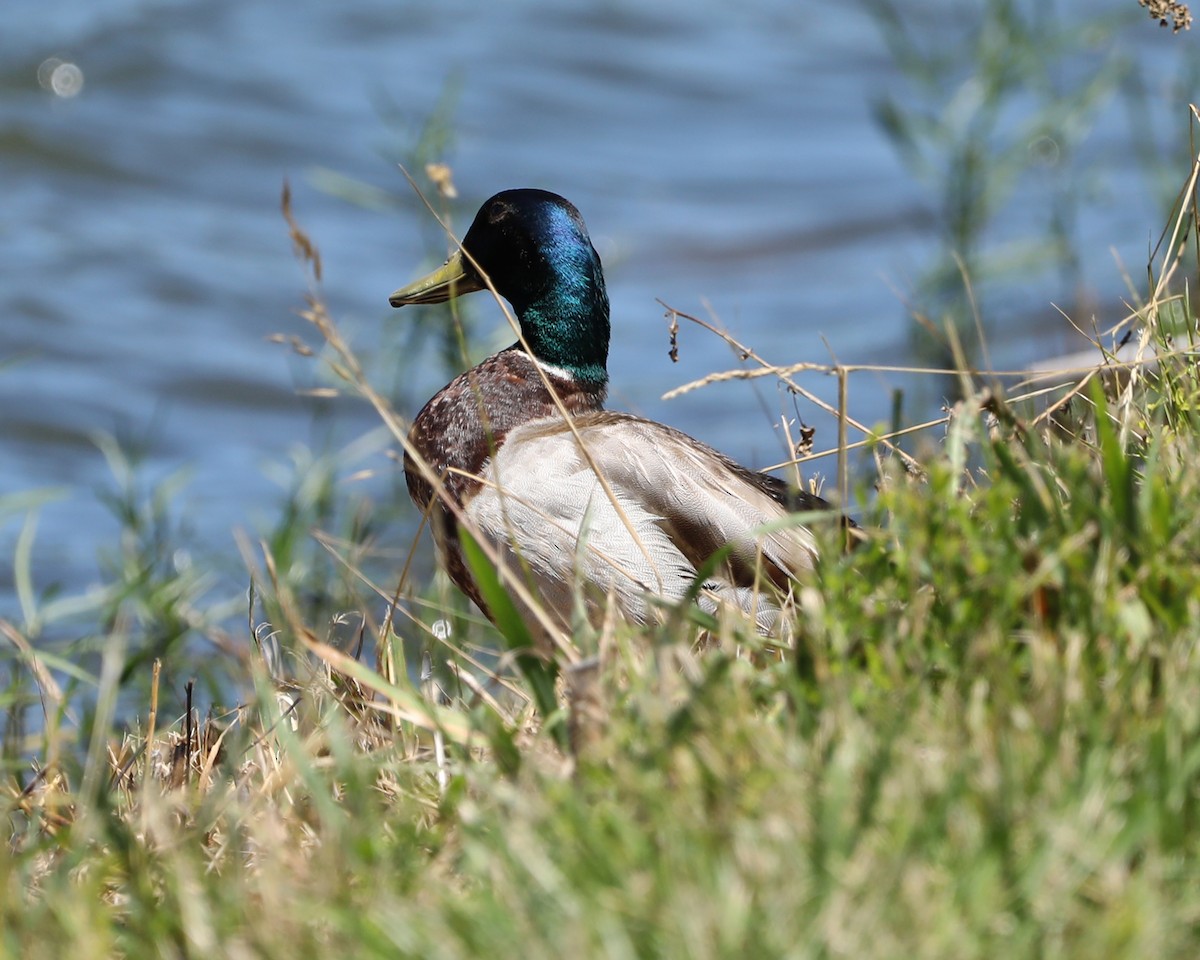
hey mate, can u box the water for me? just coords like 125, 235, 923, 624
0, 0, 1192, 621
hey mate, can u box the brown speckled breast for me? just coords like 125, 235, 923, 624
404, 346, 607, 614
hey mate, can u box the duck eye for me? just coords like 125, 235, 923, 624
487, 200, 514, 225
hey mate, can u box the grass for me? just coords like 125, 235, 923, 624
5, 87, 1200, 960
863, 0, 1197, 370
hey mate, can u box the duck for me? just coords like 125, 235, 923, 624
389, 188, 841, 650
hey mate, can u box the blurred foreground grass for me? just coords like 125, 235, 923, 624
5, 103, 1200, 960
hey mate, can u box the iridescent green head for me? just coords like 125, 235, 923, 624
390, 189, 611, 387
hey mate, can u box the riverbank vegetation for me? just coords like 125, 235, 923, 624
4, 131, 1199, 955
4, 10, 1200, 956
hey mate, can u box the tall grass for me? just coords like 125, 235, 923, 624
3, 107, 1199, 955
863, 0, 1196, 368
6, 0, 1200, 941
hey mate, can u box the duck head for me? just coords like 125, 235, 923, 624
390, 189, 611, 387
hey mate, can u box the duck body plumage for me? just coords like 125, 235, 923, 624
403, 345, 607, 620
392, 189, 836, 646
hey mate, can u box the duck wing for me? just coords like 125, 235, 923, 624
461, 411, 825, 634
564, 412, 822, 584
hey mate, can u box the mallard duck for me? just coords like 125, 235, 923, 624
390, 189, 838, 647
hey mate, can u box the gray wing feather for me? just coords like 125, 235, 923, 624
464, 412, 820, 637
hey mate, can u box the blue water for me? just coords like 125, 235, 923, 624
0, 0, 1193, 621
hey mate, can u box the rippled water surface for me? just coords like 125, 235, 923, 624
1, 0, 1193, 613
